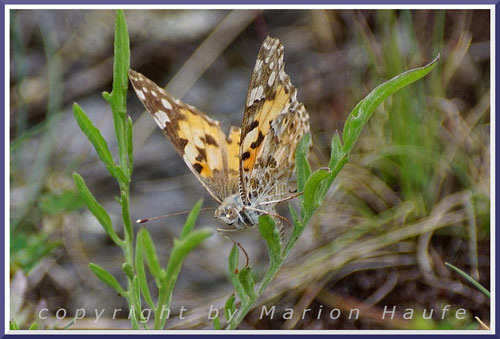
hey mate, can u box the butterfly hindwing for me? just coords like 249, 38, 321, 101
239, 37, 310, 205
128, 70, 239, 203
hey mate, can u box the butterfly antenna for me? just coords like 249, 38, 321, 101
136, 207, 215, 224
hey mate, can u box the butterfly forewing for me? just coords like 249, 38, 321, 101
128, 70, 239, 203
238, 37, 310, 206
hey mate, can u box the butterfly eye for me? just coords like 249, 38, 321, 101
226, 208, 237, 220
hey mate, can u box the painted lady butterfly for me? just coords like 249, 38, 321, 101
129, 36, 310, 230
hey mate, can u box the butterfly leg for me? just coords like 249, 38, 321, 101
257, 191, 303, 207
216, 228, 250, 268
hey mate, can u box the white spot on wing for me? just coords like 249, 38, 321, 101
255, 59, 263, 72
246, 85, 264, 107
184, 143, 199, 158
137, 90, 146, 100
278, 54, 284, 68
161, 98, 172, 110
151, 90, 157, 97
268, 71, 276, 87
153, 110, 170, 127
255, 85, 264, 100
142, 87, 148, 93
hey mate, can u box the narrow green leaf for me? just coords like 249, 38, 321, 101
328, 132, 344, 170
284, 203, 303, 257
140, 229, 163, 281
135, 229, 155, 309
228, 245, 247, 302
121, 263, 134, 281
317, 133, 348, 201
132, 276, 142, 317
237, 267, 256, 299
130, 307, 139, 330
165, 228, 212, 279
73, 104, 119, 177
73, 173, 122, 245
103, 10, 130, 171
258, 215, 282, 267
342, 55, 440, 154
302, 169, 332, 222
89, 263, 126, 296
114, 166, 129, 185
157, 228, 212, 329
111, 9, 130, 115
288, 203, 301, 229
224, 294, 236, 322
295, 133, 312, 193
180, 199, 203, 240
10, 320, 19, 330
445, 262, 490, 298
212, 315, 221, 330
28, 322, 38, 330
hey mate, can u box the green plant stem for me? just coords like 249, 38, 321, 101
227, 223, 310, 329
226, 54, 439, 330
154, 284, 169, 330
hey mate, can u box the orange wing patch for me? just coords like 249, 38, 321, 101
241, 85, 292, 173
128, 69, 236, 203
178, 108, 224, 178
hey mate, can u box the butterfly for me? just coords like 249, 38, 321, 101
129, 36, 310, 230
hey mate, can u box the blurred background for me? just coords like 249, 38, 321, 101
9, 9, 490, 330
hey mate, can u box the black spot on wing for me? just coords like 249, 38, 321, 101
196, 147, 207, 161
178, 138, 188, 149
193, 163, 203, 173
250, 131, 264, 149
244, 120, 259, 134
203, 134, 218, 146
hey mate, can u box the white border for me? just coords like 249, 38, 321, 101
490, 3, 495, 336
3, 4, 498, 9
5, 3, 11, 336
4, 3, 496, 335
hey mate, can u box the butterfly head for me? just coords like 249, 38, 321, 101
215, 194, 256, 229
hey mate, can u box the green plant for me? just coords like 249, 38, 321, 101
73, 10, 211, 329
221, 54, 440, 330
10, 320, 38, 330
445, 262, 490, 298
